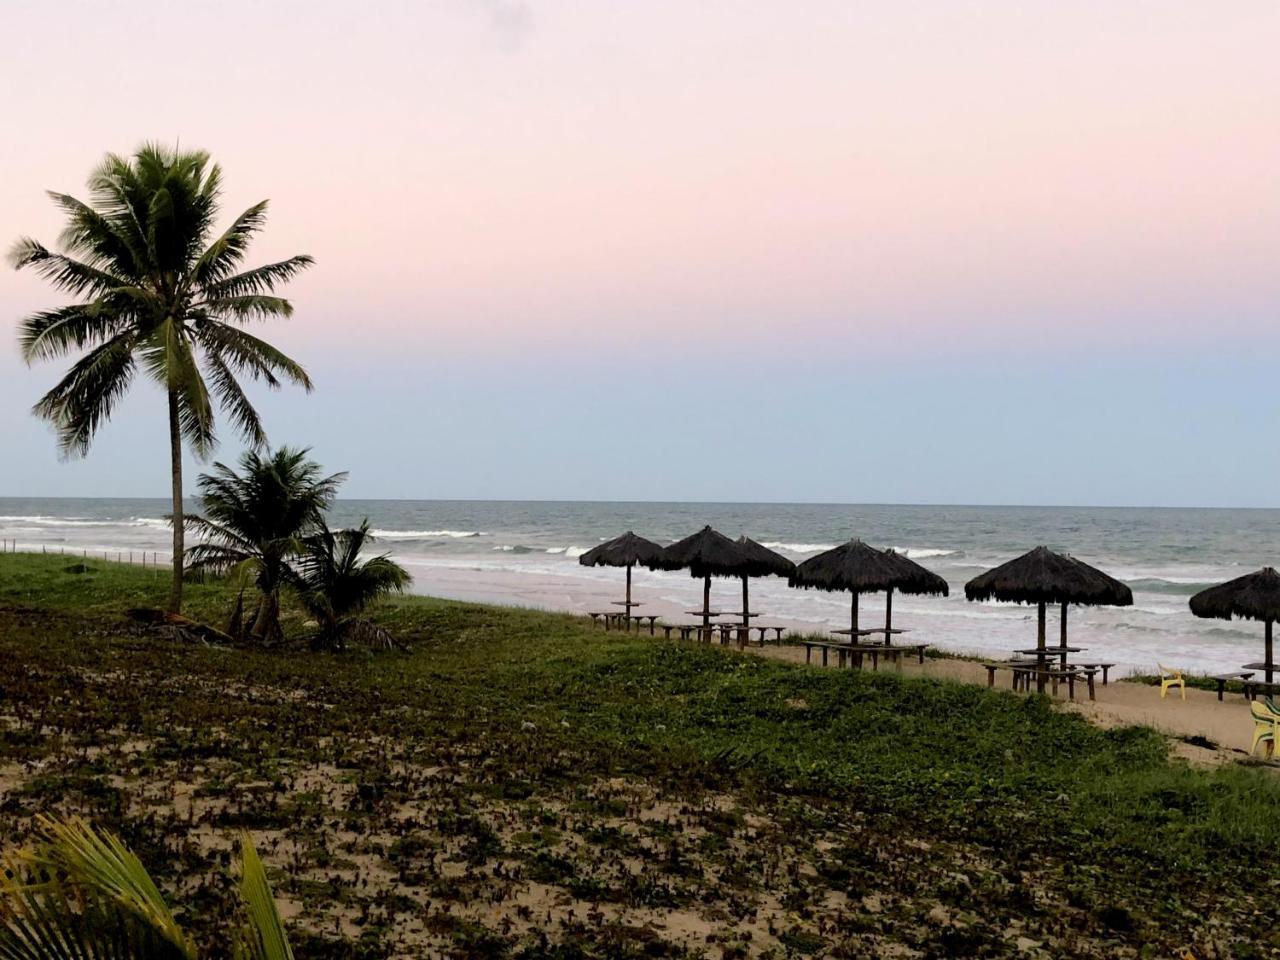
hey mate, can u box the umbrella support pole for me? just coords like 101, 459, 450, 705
1268, 620, 1274, 685
1059, 603, 1068, 668
885, 588, 893, 646
740, 577, 750, 649
626, 564, 633, 633
703, 575, 712, 641
1036, 602, 1047, 693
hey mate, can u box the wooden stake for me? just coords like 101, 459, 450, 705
885, 587, 894, 643
1267, 619, 1274, 684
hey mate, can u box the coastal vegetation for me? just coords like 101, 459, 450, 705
10, 144, 314, 615
2, 551, 1278, 957
184, 447, 347, 645
0, 817, 294, 959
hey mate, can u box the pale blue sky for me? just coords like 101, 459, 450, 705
2, 1, 1278, 506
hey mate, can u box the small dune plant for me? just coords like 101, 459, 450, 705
184, 447, 345, 645
296, 520, 412, 651
0, 816, 294, 959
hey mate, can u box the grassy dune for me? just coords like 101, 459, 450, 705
1, 552, 1277, 958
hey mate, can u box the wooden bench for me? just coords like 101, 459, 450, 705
804, 641, 855, 667
588, 611, 629, 630
1243, 679, 1280, 702
659, 623, 709, 642
985, 661, 1039, 688
1046, 667, 1097, 701
754, 625, 786, 644
627, 614, 659, 635
1211, 671, 1255, 701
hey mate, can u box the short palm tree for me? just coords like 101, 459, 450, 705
185, 447, 345, 645
297, 521, 411, 650
0, 815, 293, 959
11, 143, 314, 614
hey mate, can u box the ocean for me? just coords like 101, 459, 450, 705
2, 497, 1276, 675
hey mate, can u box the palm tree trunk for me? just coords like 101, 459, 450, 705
166, 388, 184, 614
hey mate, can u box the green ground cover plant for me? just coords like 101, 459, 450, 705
1, 551, 1276, 958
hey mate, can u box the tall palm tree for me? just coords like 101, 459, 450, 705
0, 815, 294, 959
10, 144, 314, 614
297, 520, 411, 650
185, 447, 345, 645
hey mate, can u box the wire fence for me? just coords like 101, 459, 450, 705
0, 540, 170, 571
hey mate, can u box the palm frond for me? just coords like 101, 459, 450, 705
202, 295, 295, 323
233, 834, 294, 960
194, 322, 312, 392
140, 320, 216, 456
18, 304, 131, 364
11, 816, 196, 959
201, 256, 314, 299
47, 191, 147, 278
297, 521, 411, 648
8, 238, 131, 296
32, 333, 137, 458
191, 201, 269, 287
204, 350, 267, 448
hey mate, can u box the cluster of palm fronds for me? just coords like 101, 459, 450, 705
0, 816, 293, 959
184, 447, 410, 650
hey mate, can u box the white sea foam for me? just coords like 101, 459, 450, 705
369, 529, 485, 540
891, 547, 958, 560
0, 515, 149, 527
760, 541, 839, 554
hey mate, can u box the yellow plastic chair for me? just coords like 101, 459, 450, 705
1158, 663, 1185, 700
1250, 701, 1278, 758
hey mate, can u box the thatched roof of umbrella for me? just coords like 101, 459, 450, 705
790, 539, 949, 596
735, 536, 796, 578
648, 526, 776, 579
964, 546, 1132, 607
1189, 568, 1280, 623
578, 531, 664, 568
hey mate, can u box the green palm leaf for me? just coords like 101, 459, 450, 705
233, 835, 294, 960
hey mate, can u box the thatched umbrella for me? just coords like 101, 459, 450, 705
1190, 567, 1280, 683
733, 536, 796, 637
578, 532, 664, 619
965, 546, 1132, 684
648, 526, 770, 634
789, 539, 949, 640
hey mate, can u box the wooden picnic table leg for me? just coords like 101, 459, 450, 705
806, 645, 813, 664
1087, 674, 1095, 701
649, 618, 656, 636
1101, 666, 1110, 685
822, 647, 829, 667
1066, 674, 1075, 701
917, 646, 925, 665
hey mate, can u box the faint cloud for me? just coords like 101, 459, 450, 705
475, 0, 534, 52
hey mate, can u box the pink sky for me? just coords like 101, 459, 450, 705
3, 0, 1279, 361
